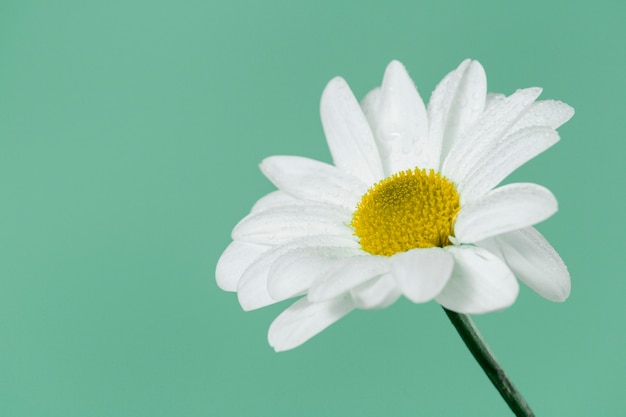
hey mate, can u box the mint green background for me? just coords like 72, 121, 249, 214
0, 1, 623, 415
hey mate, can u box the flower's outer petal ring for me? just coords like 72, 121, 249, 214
350, 274, 401, 310
232, 203, 353, 245
237, 235, 359, 311
510, 100, 574, 131
436, 245, 519, 314
216, 241, 270, 292
308, 255, 389, 302
267, 246, 360, 302
442, 87, 542, 184
429, 60, 486, 169
268, 296, 354, 352
390, 247, 454, 303
260, 156, 367, 210
321, 77, 385, 184
364, 60, 432, 174
478, 227, 570, 302
455, 182, 558, 244
457, 126, 560, 203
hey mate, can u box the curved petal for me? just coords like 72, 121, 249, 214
268, 296, 354, 352
485, 93, 505, 110
232, 203, 353, 245
251, 191, 299, 214
308, 255, 389, 302
350, 273, 401, 309
267, 246, 360, 302
321, 77, 384, 184
390, 247, 454, 303
429, 60, 487, 169
237, 256, 279, 311
478, 227, 570, 301
237, 235, 359, 311
436, 245, 518, 314
360, 87, 381, 121
260, 155, 367, 210
442, 87, 542, 184
510, 100, 574, 131
457, 126, 560, 203
363, 60, 432, 174
454, 183, 558, 243
216, 240, 270, 291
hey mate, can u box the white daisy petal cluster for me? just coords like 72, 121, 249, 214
217, 59, 572, 352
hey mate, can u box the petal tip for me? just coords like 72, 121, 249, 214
557, 101, 575, 126
454, 58, 472, 73
548, 274, 571, 302
525, 86, 543, 97
258, 157, 274, 177
237, 292, 265, 312
385, 59, 406, 73
322, 76, 348, 95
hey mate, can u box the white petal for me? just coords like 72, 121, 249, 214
260, 156, 366, 210
455, 183, 558, 243
442, 87, 542, 184
510, 100, 574, 131
485, 93, 505, 110
251, 191, 298, 214
350, 273, 401, 309
267, 246, 360, 302
237, 235, 358, 311
232, 203, 352, 245
364, 60, 432, 174
428, 60, 470, 166
308, 255, 389, 302
429, 60, 486, 168
436, 245, 518, 314
237, 255, 280, 311
390, 247, 454, 303
320, 77, 384, 184
360, 87, 381, 121
458, 126, 560, 203
478, 227, 570, 301
268, 296, 354, 352
216, 241, 270, 291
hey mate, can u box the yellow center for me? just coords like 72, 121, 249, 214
351, 167, 461, 257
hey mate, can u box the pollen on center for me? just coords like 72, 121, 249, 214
351, 168, 461, 257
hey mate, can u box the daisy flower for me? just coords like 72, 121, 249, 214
216, 59, 572, 352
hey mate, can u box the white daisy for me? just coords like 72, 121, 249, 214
216, 59, 572, 352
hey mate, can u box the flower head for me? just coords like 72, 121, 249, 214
216, 59, 572, 351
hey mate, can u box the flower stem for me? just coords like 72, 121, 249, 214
442, 307, 535, 417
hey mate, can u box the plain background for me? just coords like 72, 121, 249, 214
1, 0, 624, 416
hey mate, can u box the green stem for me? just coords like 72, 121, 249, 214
442, 307, 534, 417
